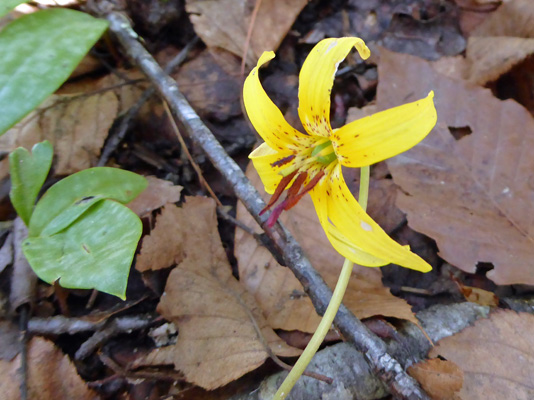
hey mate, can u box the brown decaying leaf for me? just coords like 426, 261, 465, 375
235, 165, 419, 333
173, 49, 242, 121
466, 0, 534, 85
185, 0, 307, 65
429, 310, 534, 399
450, 276, 499, 307
0, 71, 145, 176
136, 204, 186, 272
408, 358, 463, 400
0, 321, 19, 361
136, 197, 300, 390
454, 0, 500, 37
127, 176, 182, 218
378, 48, 534, 285
0, 337, 97, 399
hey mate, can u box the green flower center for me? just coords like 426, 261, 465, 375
311, 140, 337, 165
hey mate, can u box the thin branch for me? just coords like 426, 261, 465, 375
28, 314, 159, 336
18, 304, 30, 400
240, 0, 263, 75
162, 101, 223, 207
93, 6, 430, 399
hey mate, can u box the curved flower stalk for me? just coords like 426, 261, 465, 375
244, 37, 437, 273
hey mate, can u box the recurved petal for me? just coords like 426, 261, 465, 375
333, 92, 437, 168
298, 38, 370, 137
249, 143, 297, 195
244, 51, 313, 151
321, 164, 432, 272
310, 187, 389, 267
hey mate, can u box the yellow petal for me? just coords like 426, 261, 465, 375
310, 186, 389, 267
249, 143, 296, 195
332, 92, 437, 167
298, 37, 370, 137
321, 164, 431, 272
244, 51, 313, 151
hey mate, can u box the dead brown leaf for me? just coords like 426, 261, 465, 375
429, 310, 534, 399
0, 337, 97, 399
173, 49, 242, 121
454, 0, 501, 36
408, 358, 463, 400
235, 164, 419, 333
0, 72, 145, 176
465, 0, 534, 85
185, 0, 307, 66
0, 92, 116, 175
378, 48, 534, 285
451, 276, 499, 307
472, 0, 534, 37
0, 320, 19, 361
127, 176, 182, 218
136, 205, 186, 272
136, 197, 300, 390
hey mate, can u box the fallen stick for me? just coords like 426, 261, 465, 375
90, 4, 430, 399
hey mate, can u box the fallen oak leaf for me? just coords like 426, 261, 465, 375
0, 90, 117, 175
136, 204, 187, 272
0, 337, 97, 399
465, 0, 534, 85
429, 310, 534, 399
185, 0, 307, 66
450, 275, 499, 307
127, 176, 182, 218
378, 48, 534, 285
408, 358, 463, 400
135, 197, 300, 390
0, 70, 147, 177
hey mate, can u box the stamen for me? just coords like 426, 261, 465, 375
271, 154, 296, 168
260, 170, 298, 215
287, 172, 307, 197
284, 171, 325, 211
264, 170, 326, 228
266, 199, 288, 227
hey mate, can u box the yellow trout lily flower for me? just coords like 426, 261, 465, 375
244, 37, 437, 272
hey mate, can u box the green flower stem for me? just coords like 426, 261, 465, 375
358, 165, 370, 210
273, 165, 370, 400
273, 257, 354, 399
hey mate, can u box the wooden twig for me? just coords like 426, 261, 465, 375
92, 6, 430, 399
75, 315, 156, 360
240, 0, 263, 75
18, 304, 30, 400
28, 314, 159, 336
162, 101, 223, 207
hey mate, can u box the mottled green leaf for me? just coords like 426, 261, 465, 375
29, 167, 147, 237
0, 0, 28, 18
23, 200, 142, 299
9, 140, 53, 226
0, 8, 109, 134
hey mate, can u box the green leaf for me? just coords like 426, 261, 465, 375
0, 1, 28, 18
0, 8, 109, 135
9, 140, 53, 226
23, 200, 142, 299
29, 167, 147, 237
